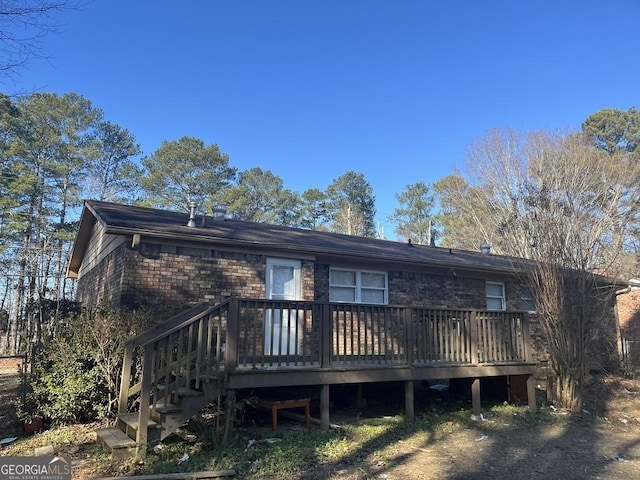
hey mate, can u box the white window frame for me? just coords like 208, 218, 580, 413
329, 268, 388, 305
486, 282, 506, 311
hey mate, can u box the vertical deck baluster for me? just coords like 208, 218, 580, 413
347, 307, 353, 365
322, 303, 331, 368
354, 306, 360, 364
118, 342, 134, 415
430, 311, 436, 361
206, 311, 214, 373
158, 337, 168, 408
378, 309, 390, 365
503, 313, 510, 361
445, 312, 452, 362
452, 313, 459, 363
477, 314, 484, 363
491, 313, 499, 362
298, 306, 305, 366
428, 310, 435, 361
422, 309, 429, 363
437, 310, 444, 361
366, 307, 373, 364
413, 309, 419, 363
512, 315, 519, 361
247, 300, 256, 368
342, 308, 348, 364
499, 312, 507, 361
470, 310, 478, 365
236, 302, 244, 368
458, 313, 464, 362
175, 330, 184, 397
379, 307, 390, 365
512, 314, 518, 360
185, 323, 194, 387
494, 313, 501, 361
277, 302, 284, 367
488, 313, 495, 362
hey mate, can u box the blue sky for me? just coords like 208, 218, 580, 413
8, 0, 640, 238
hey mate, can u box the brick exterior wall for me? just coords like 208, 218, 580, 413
388, 271, 486, 309
617, 290, 640, 364
76, 242, 126, 308
78, 240, 315, 320
75, 237, 619, 373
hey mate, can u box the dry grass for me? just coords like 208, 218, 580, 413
2, 373, 640, 479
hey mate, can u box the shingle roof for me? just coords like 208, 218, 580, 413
67, 200, 531, 278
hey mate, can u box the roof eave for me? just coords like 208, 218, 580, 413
104, 225, 523, 276
66, 202, 99, 278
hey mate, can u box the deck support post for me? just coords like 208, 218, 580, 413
320, 384, 330, 431
526, 374, 537, 412
404, 380, 415, 422
471, 377, 481, 415
223, 389, 236, 445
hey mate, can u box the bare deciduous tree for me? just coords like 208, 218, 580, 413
440, 129, 640, 409
0, 0, 77, 80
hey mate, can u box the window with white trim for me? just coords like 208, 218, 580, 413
486, 282, 506, 311
329, 268, 388, 304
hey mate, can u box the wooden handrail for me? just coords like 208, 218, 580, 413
141, 305, 218, 348
127, 302, 217, 347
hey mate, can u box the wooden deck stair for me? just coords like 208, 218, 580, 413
98, 303, 227, 458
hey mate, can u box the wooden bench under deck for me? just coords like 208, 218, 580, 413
249, 397, 311, 431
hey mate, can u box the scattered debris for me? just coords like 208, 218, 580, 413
177, 453, 190, 464
0, 437, 17, 446
470, 414, 487, 422
261, 438, 281, 444
429, 384, 448, 391
34, 445, 54, 456
475, 435, 488, 442
410, 446, 430, 453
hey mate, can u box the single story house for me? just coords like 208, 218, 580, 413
67, 200, 620, 455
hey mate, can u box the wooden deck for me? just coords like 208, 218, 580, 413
117, 299, 536, 451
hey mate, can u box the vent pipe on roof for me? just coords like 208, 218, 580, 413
187, 201, 197, 227
480, 242, 491, 255
212, 205, 227, 220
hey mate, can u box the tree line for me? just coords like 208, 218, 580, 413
0, 91, 402, 354
2, 92, 640, 410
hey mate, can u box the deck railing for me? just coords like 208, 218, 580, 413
228, 300, 530, 370
118, 299, 531, 445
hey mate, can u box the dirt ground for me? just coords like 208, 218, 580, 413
336, 423, 640, 480
1, 374, 640, 479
